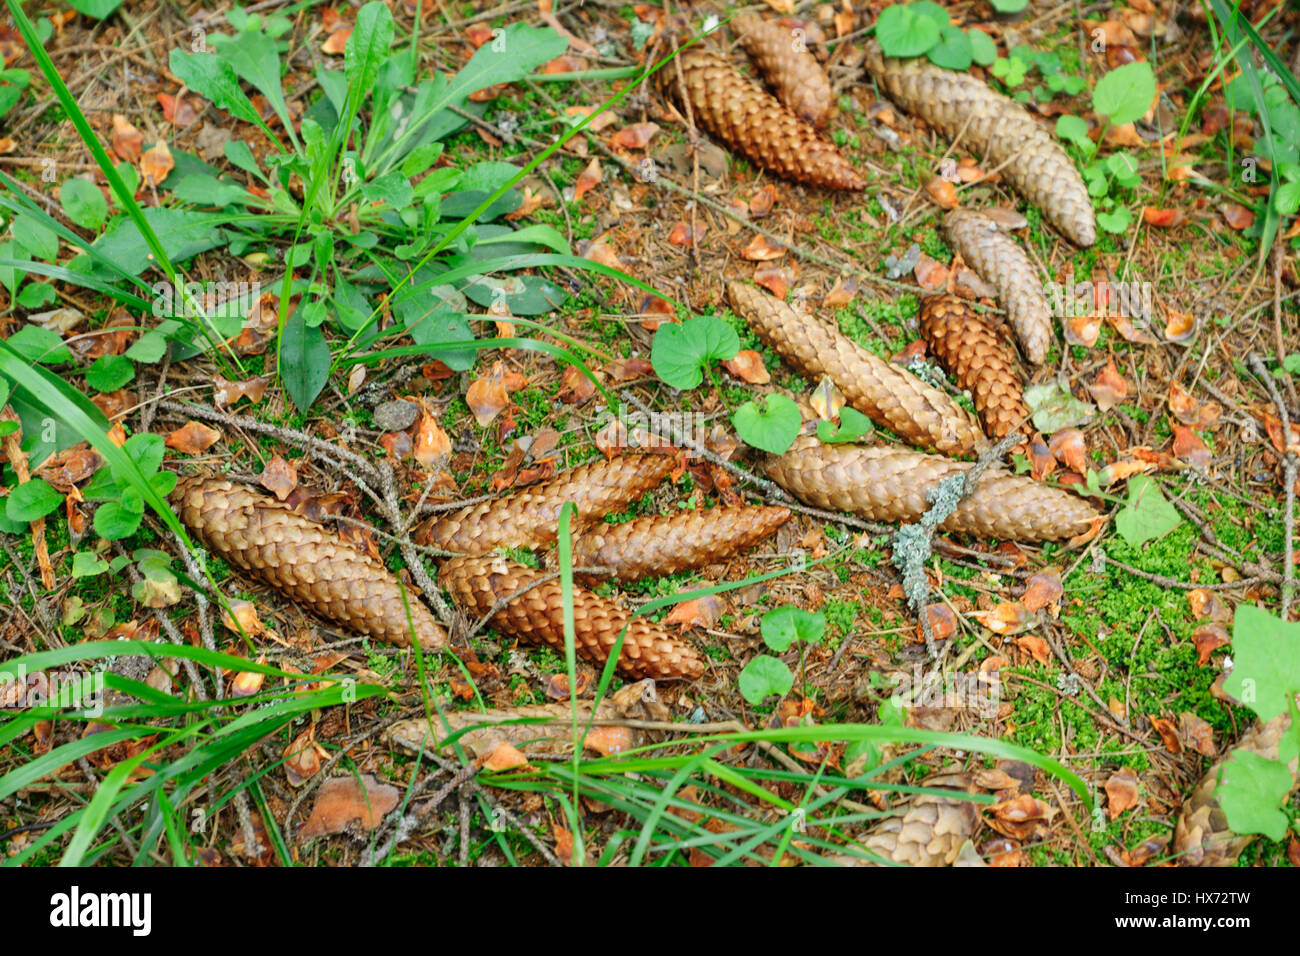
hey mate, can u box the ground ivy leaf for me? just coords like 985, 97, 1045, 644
816, 406, 873, 443
875, 3, 942, 58
86, 354, 135, 392
1092, 61, 1156, 126
1024, 381, 1095, 433
72, 551, 110, 578
737, 655, 794, 706
650, 315, 739, 390
1224, 604, 1300, 721
1114, 474, 1182, 546
1216, 748, 1294, 842
732, 393, 800, 454
927, 25, 973, 71
6, 478, 63, 522
761, 607, 826, 652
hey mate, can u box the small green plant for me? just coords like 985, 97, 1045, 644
1113, 475, 1183, 547
731, 393, 800, 454
873, 2, 996, 71
1055, 60, 1157, 235
649, 315, 739, 389
1217, 605, 1300, 843
738, 606, 826, 707
816, 406, 873, 444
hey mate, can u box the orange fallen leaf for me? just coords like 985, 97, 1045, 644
158, 93, 200, 126
609, 122, 659, 150
466, 367, 511, 428
722, 350, 770, 384
140, 141, 174, 186
1021, 568, 1063, 613
1191, 623, 1230, 665
111, 114, 143, 162
1141, 206, 1185, 228
212, 373, 271, 406
913, 253, 948, 290
483, 742, 530, 771
749, 184, 778, 218
573, 157, 602, 201
925, 175, 958, 209
1220, 203, 1255, 230
823, 276, 858, 308
1171, 424, 1211, 467
412, 414, 452, 468
1065, 312, 1102, 348
668, 221, 705, 246
322, 26, 352, 54
663, 593, 723, 630
259, 455, 298, 500
741, 234, 786, 261
753, 264, 789, 298
298, 774, 400, 840
165, 420, 221, 455
1047, 428, 1087, 475
584, 726, 637, 756
557, 364, 597, 404
1013, 634, 1051, 664
1151, 715, 1182, 754
1163, 305, 1195, 343
283, 725, 328, 787
1104, 766, 1140, 820
1088, 360, 1128, 411
1178, 711, 1215, 756
584, 239, 622, 270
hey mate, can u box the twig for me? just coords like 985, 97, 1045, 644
1247, 353, 1296, 618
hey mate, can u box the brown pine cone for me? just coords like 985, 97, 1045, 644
864, 41, 1095, 247
172, 478, 448, 649
765, 436, 1100, 542
663, 45, 865, 190
567, 505, 791, 583
727, 281, 986, 456
944, 209, 1054, 365
415, 454, 676, 555
440, 555, 706, 681
917, 294, 1030, 440
843, 774, 980, 866
731, 12, 832, 129
1173, 706, 1299, 866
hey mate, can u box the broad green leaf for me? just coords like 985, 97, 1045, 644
209, 26, 292, 133
816, 406, 873, 444
72, 551, 110, 578
280, 305, 332, 413
6, 478, 63, 522
16, 282, 56, 309
990, 0, 1028, 11
5, 324, 72, 365
1114, 474, 1182, 546
86, 355, 135, 392
169, 51, 265, 129
170, 174, 253, 208
1056, 114, 1091, 149
361, 171, 414, 210
650, 316, 739, 390
444, 23, 567, 105
1224, 604, 1300, 722
223, 139, 261, 178
927, 26, 972, 71
1024, 382, 1095, 432
92, 208, 229, 276
1096, 205, 1134, 234
93, 488, 144, 539
1216, 748, 1294, 841
737, 655, 794, 706
732, 393, 801, 454
968, 29, 998, 67
66, 0, 123, 18
12, 215, 59, 261
1092, 61, 1156, 126
761, 607, 826, 652
345, 2, 395, 95
875, 3, 942, 58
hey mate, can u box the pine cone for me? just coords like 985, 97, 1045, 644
663, 45, 865, 190
944, 209, 1054, 365
765, 436, 1100, 542
1174, 706, 1299, 866
440, 555, 706, 681
727, 281, 986, 457
826, 773, 979, 866
731, 12, 832, 129
172, 478, 447, 649
567, 505, 791, 583
864, 41, 1095, 246
918, 294, 1030, 440
415, 454, 676, 555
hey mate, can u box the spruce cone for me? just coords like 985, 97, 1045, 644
727, 281, 985, 456
172, 478, 448, 650
765, 436, 1100, 542
917, 294, 1030, 440
944, 209, 1054, 365
663, 45, 865, 190
864, 41, 1095, 246
826, 773, 979, 866
415, 454, 675, 555
731, 12, 832, 129
440, 555, 706, 681
568, 505, 791, 583
1173, 707, 1299, 866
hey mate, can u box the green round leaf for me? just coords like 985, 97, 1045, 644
72, 551, 110, 578
650, 316, 739, 391
907, 1, 950, 30
6, 478, 63, 522
731, 393, 801, 454
1096, 205, 1134, 234
1055, 114, 1091, 149
761, 606, 827, 652
737, 655, 794, 706
1114, 474, 1182, 546
94, 489, 145, 540
875, 4, 942, 58
927, 26, 972, 71
990, 0, 1029, 11
968, 29, 997, 67
1092, 61, 1156, 126
86, 354, 135, 392
815, 406, 873, 444
60, 178, 108, 230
